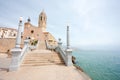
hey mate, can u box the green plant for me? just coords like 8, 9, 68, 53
31, 40, 38, 46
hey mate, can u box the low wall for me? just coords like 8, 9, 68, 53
0, 38, 16, 53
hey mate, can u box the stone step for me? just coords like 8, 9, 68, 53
22, 51, 64, 66
23, 60, 64, 63
21, 62, 64, 66
24, 57, 62, 59
26, 53, 59, 56
25, 55, 61, 57
26, 53, 59, 55
25, 53, 61, 57
22, 59, 64, 64
25, 56, 60, 58
28, 49, 53, 53
23, 61, 64, 64
28, 51, 57, 53
24, 59, 63, 62
27, 53, 60, 55
22, 61, 64, 64
23, 58, 64, 62
24, 58, 62, 61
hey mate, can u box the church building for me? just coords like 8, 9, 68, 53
22, 10, 57, 48
0, 11, 57, 52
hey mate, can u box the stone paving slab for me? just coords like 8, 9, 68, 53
0, 65, 89, 80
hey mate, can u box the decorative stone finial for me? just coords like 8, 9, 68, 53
19, 17, 23, 23
58, 38, 62, 47
58, 38, 61, 42
27, 17, 31, 22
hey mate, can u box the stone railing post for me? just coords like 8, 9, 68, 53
9, 17, 23, 71
24, 39, 30, 51
9, 48, 22, 71
65, 49, 73, 66
24, 39, 29, 46
65, 26, 73, 66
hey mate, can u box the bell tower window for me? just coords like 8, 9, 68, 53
41, 16, 42, 20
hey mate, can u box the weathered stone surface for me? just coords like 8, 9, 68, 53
0, 27, 17, 38
0, 38, 16, 52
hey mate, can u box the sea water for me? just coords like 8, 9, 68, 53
72, 50, 120, 80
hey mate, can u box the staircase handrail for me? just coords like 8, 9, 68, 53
55, 46, 67, 65
19, 44, 29, 65
9, 39, 30, 71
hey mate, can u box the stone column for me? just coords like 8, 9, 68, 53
15, 17, 23, 48
9, 17, 23, 71
67, 26, 70, 49
9, 49, 22, 71
65, 26, 73, 66
24, 39, 30, 51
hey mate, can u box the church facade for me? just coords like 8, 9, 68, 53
22, 10, 57, 47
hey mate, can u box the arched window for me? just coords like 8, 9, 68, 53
41, 16, 42, 20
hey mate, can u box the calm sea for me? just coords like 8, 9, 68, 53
72, 50, 120, 80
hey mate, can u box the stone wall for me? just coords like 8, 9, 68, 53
0, 38, 16, 52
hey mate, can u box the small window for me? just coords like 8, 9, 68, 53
28, 37, 31, 39
31, 30, 34, 34
21, 36, 23, 38
13, 34, 16, 36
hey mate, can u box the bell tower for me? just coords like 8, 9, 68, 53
38, 10, 47, 32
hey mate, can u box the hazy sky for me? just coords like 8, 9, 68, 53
0, 0, 120, 49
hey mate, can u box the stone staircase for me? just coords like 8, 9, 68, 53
37, 41, 46, 49
21, 50, 64, 66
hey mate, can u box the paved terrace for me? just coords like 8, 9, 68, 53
0, 54, 91, 80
